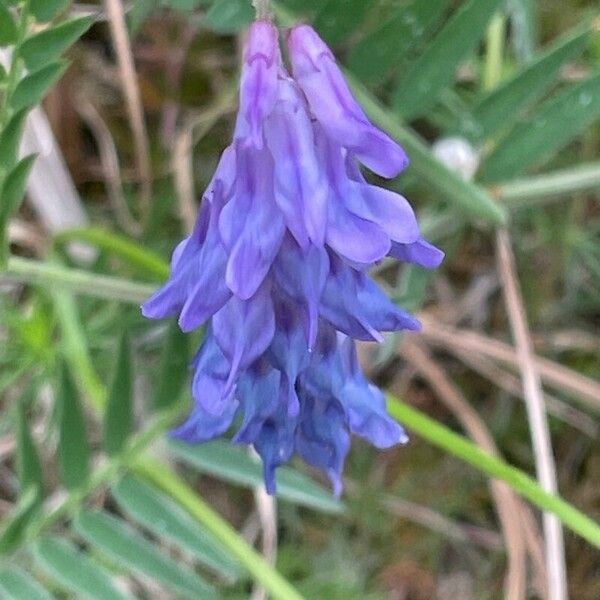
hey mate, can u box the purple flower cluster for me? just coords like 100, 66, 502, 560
143, 21, 443, 494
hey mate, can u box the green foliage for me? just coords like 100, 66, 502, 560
393, 0, 504, 118
33, 537, 132, 600
154, 320, 191, 410
2, 1, 600, 598
20, 16, 93, 71
75, 509, 216, 599
57, 363, 91, 489
10, 61, 69, 112
104, 332, 134, 456
169, 438, 344, 513
29, 0, 70, 23
0, 566, 54, 600
0, 1, 18, 46
480, 71, 600, 181
113, 474, 241, 579
471, 22, 593, 138
348, 0, 449, 84
204, 0, 254, 33
16, 402, 43, 499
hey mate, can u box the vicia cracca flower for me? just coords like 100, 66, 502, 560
142, 20, 444, 495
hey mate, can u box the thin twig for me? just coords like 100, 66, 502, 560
172, 126, 197, 235
77, 97, 142, 236
104, 0, 152, 225
420, 316, 600, 411
451, 347, 598, 437
496, 228, 567, 600
249, 449, 278, 600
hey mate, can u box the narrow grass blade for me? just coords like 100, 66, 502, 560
154, 320, 191, 411
479, 71, 600, 182
57, 363, 91, 489
387, 394, 600, 548
348, 0, 449, 84
113, 474, 241, 579
168, 439, 343, 514
393, 0, 503, 119
33, 537, 132, 600
16, 402, 43, 500
472, 22, 592, 138
104, 332, 134, 456
74, 509, 216, 600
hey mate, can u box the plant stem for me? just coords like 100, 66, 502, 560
3, 256, 156, 304
252, 0, 271, 20
387, 395, 600, 548
135, 457, 305, 600
483, 13, 506, 91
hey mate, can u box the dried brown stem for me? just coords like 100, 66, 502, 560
104, 0, 152, 225
399, 341, 547, 600
420, 317, 600, 412
496, 228, 567, 600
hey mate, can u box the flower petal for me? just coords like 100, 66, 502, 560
288, 24, 408, 178
389, 237, 445, 268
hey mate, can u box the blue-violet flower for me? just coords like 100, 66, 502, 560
142, 20, 444, 495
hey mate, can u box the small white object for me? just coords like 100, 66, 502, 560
432, 136, 481, 181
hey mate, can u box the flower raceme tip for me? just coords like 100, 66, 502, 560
142, 21, 443, 494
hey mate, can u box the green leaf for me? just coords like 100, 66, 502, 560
10, 61, 69, 112
0, 108, 31, 173
135, 457, 305, 600
507, 0, 537, 62
57, 362, 91, 489
0, 566, 54, 600
393, 0, 503, 119
479, 71, 600, 182
29, 0, 70, 23
20, 16, 93, 71
154, 320, 190, 410
0, 154, 36, 265
472, 22, 592, 139
0, 154, 36, 224
104, 332, 133, 456
348, 73, 506, 225
313, 0, 370, 46
204, 0, 253, 34
386, 394, 600, 548
33, 537, 132, 600
0, 487, 38, 554
16, 402, 43, 498
54, 227, 169, 280
75, 509, 216, 600
348, 0, 449, 84
169, 439, 344, 513
113, 475, 241, 579
0, 1, 18, 46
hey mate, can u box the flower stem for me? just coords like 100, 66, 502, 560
252, 0, 271, 20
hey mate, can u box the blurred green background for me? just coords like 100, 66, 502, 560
0, 1, 599, 598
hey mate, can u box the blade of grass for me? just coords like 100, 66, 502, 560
386, 395, 600, 548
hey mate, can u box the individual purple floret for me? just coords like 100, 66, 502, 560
142, 20, 443, 494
